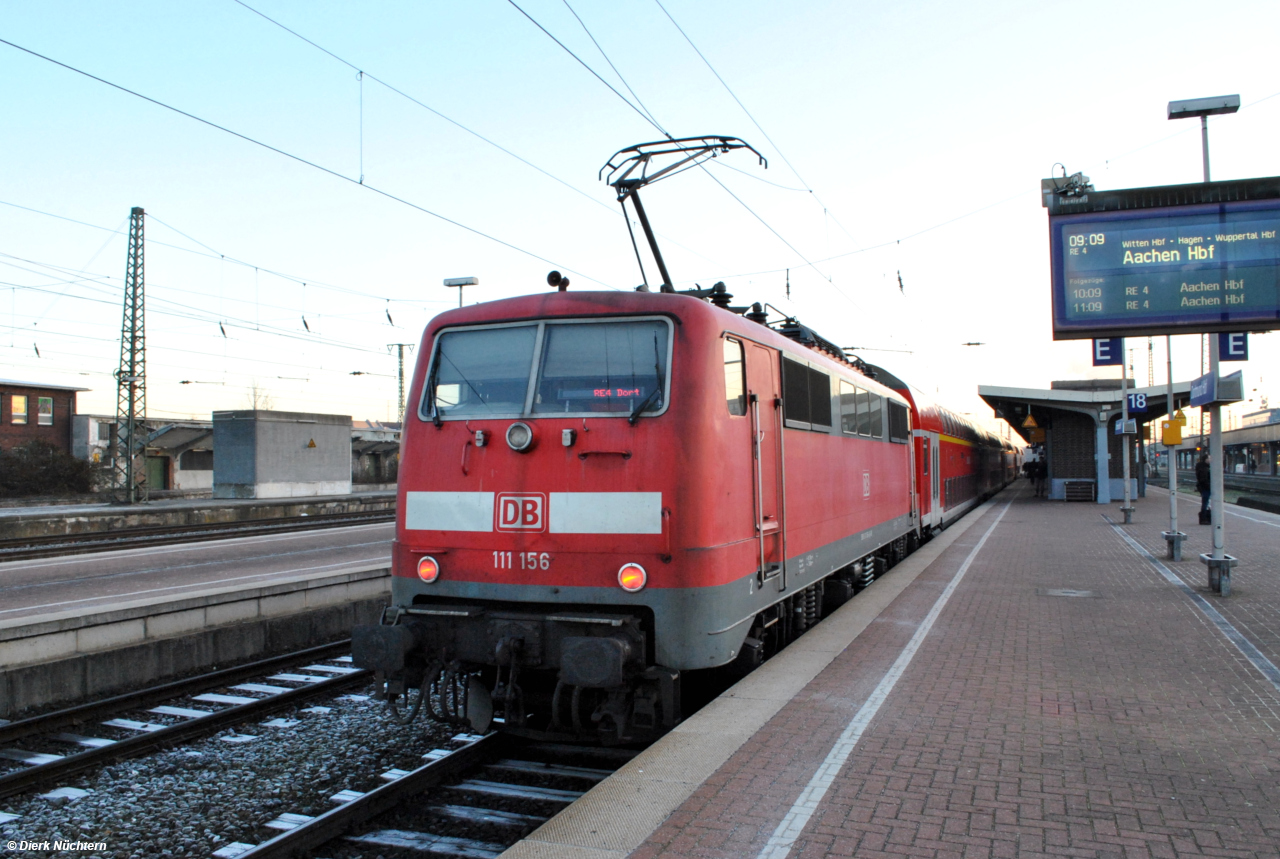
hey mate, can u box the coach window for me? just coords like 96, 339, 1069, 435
839, 380, 858, 434
724, 338, 746, 416
888, 400, 909, 443
11, 395, 27, 425
867, 394, 883, 439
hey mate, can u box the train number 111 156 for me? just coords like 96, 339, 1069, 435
494, 551, 551, 570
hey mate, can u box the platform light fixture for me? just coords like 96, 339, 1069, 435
1167, 95, 1239, 183
443, 276, 479, 308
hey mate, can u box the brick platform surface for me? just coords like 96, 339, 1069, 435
632, 485, 1280, 859
1134, 488, 1280, 671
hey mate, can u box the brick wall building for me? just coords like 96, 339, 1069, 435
0, 379, 88, 454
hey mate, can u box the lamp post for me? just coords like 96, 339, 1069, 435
1168, 94, 1239, 573
444, 276, 479, 308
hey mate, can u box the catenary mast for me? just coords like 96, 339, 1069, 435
114, 207, 148, 504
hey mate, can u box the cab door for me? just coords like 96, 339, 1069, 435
744, 341, 785, 587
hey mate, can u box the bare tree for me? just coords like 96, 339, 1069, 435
246, 380, 275, 410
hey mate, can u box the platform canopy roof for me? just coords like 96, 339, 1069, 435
980, 380, 1193, 444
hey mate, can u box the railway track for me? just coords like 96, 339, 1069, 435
0, 641, 370, 800
218, 733, 636, 859
0, 510, 395, 562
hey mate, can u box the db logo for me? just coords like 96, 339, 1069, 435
496, 493, 546, 531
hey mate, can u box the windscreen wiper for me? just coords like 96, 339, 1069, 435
628, 334, 665, 426
628, 387, 662, 426
426, 363, 442, 428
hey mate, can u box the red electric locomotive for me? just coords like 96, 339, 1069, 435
353, 283, 1016, 743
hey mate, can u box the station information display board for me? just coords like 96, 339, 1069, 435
1048, 181, 1280, 340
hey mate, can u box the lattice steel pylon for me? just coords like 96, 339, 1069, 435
388, 343, 415, 426
113, 207, 148, 504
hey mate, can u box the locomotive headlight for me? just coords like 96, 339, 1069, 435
618, 562, 647, 592
506, 421, 535, 452
417, 556, 441, 583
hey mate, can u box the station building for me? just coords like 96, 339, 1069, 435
1169, 407, 1280, 475
981, 378, 1191, 502
0, 378, 88, 454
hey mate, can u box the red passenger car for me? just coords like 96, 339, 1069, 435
355, 287, 1015, 743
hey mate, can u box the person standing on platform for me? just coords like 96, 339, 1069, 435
1034, 459, 1047, 497
1196, 453, 1211, 517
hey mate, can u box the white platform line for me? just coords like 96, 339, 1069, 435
1105, 518, 1280, 694
757, 495, 1016, 859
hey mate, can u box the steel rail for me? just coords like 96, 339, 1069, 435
0, 650, 370, 800
0, 640, 353, 745
0, 510, 394, 561
235, 733, 507, 859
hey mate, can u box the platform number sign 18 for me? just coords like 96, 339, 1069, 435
1126, 392, 1147, 413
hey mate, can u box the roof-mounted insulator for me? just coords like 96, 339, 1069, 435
746, 302, 769, 326
774, 318, 857, 367
709, 281, 733, 309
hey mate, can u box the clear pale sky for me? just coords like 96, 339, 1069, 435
3, 1, 1279, 430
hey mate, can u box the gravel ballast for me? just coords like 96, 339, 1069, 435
0, 684, 460, 859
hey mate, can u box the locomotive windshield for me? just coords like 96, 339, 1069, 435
427, 317, 670, 420
430, 325, 537, 417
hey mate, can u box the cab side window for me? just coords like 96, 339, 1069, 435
724, 338, 746, 416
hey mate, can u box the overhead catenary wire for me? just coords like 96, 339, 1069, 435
652, 0, 861, 247
0, 36, 615, 290
504, 0, 664, 134
559, 0, 665, 132
505, 0, 845, 299
0, 198, 435, 305
231, 0, 620, 219
1, 251, 396, 356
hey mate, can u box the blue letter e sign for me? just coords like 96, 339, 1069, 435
1092, 337, 1123, 366
1218, 332, 1248, 362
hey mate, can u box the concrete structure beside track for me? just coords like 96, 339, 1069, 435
502, 483, 1280, 859
213, 410, 352, 499
0, 490, 393, 540
0, 564, 390, 718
